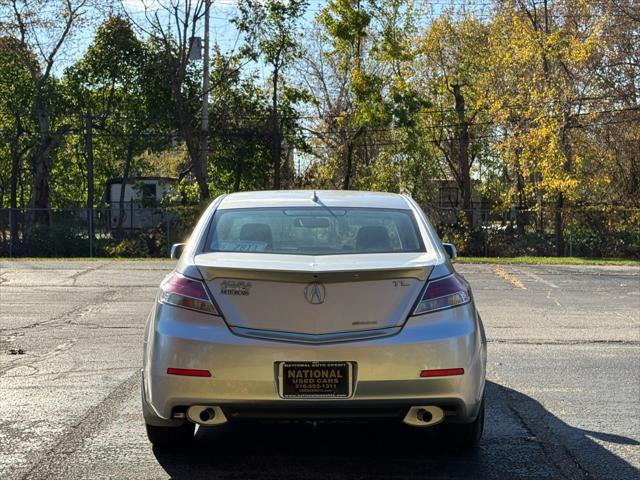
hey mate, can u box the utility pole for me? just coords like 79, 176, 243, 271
200, 0, 210, 192
85, 113, 94, 257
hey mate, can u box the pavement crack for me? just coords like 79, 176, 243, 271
18, 371, 140, 480
496, 385, 592, 480
0, 340, 78, 377
70, 262, 109, 286
488, 338, 640, 346
65, 321, 142, 330
0, 288, 119, 334
0, 303, 86, 334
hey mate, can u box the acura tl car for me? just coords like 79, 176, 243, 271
142, 190, 486, 447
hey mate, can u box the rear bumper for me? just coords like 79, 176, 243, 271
142, 302, 486, 425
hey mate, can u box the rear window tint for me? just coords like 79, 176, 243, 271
204, 207, 424, 255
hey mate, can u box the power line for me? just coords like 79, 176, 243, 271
57, 114, 639, 140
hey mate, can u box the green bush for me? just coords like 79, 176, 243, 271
566, 228, 640, 258
103, 226, 168, 257
439, 212, 472, 255
22, 224, 89, 257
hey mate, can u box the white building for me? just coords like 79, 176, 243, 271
104, 177, 177, 229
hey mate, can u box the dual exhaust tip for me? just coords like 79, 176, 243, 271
185, 404, 444, 427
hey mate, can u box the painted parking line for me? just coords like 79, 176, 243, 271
546, 290, 562, 306
524, 271, 559, 289
491, 265, 527, 289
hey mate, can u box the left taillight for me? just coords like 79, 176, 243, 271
412, 273, 471, 316
159, 272, 218, 315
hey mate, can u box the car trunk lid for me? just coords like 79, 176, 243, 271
195, 252, 435, 336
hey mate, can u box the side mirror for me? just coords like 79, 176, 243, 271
170, 243, 186, 260
442, 243, 457, 260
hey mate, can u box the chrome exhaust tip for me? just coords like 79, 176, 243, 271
186, 405, 228, 426
199, 407, 216, 423
417, 408, 433, 423
403, 406, 445, 427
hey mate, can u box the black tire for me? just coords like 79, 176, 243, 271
146, 421, 195, 448
444, 399, 484, 448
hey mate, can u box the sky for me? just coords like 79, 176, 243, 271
122, 0, 249, 52
9, 0, 491, 80
49, 0, 480, 81
118, 0, 330, 86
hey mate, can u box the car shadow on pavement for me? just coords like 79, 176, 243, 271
153, 381, 639, 480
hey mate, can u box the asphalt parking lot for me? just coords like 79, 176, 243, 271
0, 260, 638, 480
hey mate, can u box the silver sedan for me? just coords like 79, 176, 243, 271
142, 190, 487, 447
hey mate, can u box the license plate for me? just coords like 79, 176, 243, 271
278, 361, 353, 398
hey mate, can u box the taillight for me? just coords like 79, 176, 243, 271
159, 272, 218, 315
413, 274, 471, 315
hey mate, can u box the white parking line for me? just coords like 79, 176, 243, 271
525, 271, 559, 289
546, 290, 562, 306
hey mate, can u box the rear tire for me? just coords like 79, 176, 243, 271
445, 399, 484, 448
146, 421, 195, 448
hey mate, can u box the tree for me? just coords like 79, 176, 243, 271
200, 51, 272, 193
0, 36, 34, 245
577, 0, 639, 206
0, 0, 95, 226
487, 0, 608, 253
417, 13, 492, 224
305, 0, 432, 196
316, 0, 374, 190
66, 15, 168, 234
127, 0, 210, 200
236, 0, 308, 189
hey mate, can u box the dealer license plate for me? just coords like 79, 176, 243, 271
278, 361, 354, 398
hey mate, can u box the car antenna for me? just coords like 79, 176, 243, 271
312, 190, 319, 202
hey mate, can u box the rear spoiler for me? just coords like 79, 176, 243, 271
198, 266, 431, 283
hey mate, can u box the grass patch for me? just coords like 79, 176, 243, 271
456, 256, 640, 266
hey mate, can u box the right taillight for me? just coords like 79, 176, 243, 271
159, 272, 218, 315
413, 273, 471, 316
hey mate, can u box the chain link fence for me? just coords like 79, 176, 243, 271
0, 204, 638, 258
427, 204, 640, 258
0, 204, 200, 258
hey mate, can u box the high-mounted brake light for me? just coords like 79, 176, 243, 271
413, 274, 471, 315
159, 272, 218, 315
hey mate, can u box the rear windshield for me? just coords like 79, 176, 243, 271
204, 207, 424, 255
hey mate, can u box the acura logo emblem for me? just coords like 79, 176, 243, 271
305, 282, 326, 304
